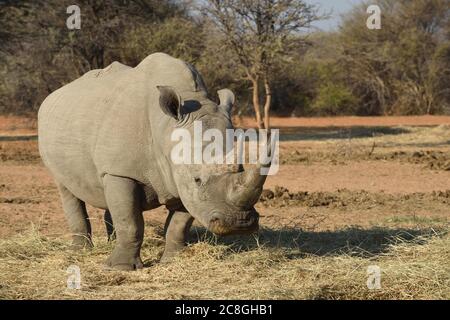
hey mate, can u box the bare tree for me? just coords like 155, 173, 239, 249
200, 0, 323, 128
338, 0, 450, 115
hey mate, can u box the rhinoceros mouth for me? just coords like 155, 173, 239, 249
208, 211, 259, 236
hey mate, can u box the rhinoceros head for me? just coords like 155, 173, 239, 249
156, 86, 271, 236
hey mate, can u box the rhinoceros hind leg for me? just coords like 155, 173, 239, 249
58, 183, 93, 249
103, 175, 144, 271
104, 210, 116, 242
161, 210, 194, 263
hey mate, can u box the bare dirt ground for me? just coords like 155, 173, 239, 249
238, 115, 450, 128
0, 116, 449, 299
0, 116, 37, 137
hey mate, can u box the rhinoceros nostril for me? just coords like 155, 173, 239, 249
209, 214, 223, 227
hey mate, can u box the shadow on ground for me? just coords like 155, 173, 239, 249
0, 135, 37, 141
0, 126, 407, 142
279, 126, 411, 142
188, 226, 441, 258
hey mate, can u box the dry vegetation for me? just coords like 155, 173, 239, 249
0, 226, 448, 299
0, 117, 450, 299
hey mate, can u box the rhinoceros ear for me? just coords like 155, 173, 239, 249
157, 86, 182, 120
217, 89, 235, 116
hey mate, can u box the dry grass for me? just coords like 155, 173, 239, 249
0, 225, 448, 300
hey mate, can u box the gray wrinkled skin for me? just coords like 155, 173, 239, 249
38, 53, 267, 270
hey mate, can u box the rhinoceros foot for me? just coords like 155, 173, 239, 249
160, 249, 183, 263
70, 235, 93, 250
104, 248, 144, 271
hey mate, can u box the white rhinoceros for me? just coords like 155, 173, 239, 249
38, 53, 269, 270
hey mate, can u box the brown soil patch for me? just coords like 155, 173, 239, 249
266, 162, 450, 194
0, 141, 41, 164
261, 186, 450, 208
0, 116, 37, 136
282, 149, 450, 170
237, 115, 450, 128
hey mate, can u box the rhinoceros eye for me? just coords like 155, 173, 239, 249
194, 177, 202, 186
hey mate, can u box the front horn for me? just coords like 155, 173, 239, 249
226, 133, 273, 207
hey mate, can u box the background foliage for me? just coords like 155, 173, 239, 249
0, 0, 449, 117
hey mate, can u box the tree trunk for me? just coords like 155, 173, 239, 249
251, 78, 264, 129
263, 77, 272, 129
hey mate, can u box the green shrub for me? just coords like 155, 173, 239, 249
312, 83, 358, 116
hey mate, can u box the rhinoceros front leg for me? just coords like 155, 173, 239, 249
58, 183, 93, 249
161, 210, 194, 263
103, 174, 144, 271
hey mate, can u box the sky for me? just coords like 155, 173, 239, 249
306, 0, 366, 31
